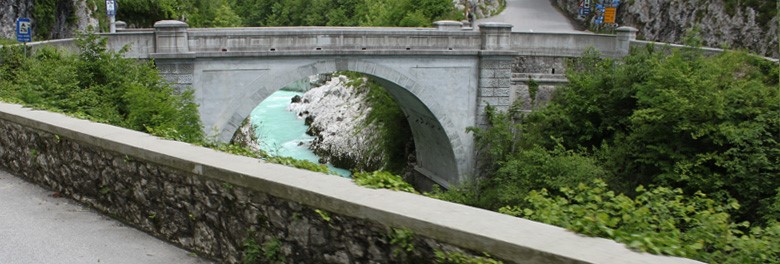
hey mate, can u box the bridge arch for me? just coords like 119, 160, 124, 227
27, 21, 653, 187
193, 57, 474, 187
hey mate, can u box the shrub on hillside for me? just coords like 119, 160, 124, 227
500, 180, 780, 263
0, 31, 204, 143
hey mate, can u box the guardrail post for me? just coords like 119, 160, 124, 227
616, 26, 638, 57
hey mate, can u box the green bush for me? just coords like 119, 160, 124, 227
0, 31, 204, 143
353, 171, 417, 193
486, 144, 607, 209
435, 41, 780, 263
515, 46, 780, 223
501, 180, 780, 263
264, 156, 332, 174
454, 105, 610, 210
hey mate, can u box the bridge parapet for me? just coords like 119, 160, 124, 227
26, 30, 154, 59
183, 26, 482, 54
511, 32, 618, 58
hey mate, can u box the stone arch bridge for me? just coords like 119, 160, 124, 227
32, 20, 653, 188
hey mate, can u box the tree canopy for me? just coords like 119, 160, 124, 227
115, 0, 459, 28
434, 43, 780, 263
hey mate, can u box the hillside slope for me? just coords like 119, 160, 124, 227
552, 0, 778, 58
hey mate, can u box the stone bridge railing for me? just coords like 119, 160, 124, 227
25, 21, 641, 60
185, 24, 481, 53
0, 102, 701, 263
27, 30, 154, 59
511, 31, 628, 58
23, 21, 762, 64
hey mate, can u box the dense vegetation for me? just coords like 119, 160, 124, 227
117, 0, 460, 28
434, 43, 780, 262
0, 32, 204, 143
0, 32, 341, 174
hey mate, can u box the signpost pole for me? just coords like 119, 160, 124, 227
106, 0, 117, 33
110, 15, 116, 33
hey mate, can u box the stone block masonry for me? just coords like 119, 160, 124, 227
0, 102, 701, 264
477, 55, 514, 125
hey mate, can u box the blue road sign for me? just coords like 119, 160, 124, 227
16, 18, 32, 42
106, 0, 117, 16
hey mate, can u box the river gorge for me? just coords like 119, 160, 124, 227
239, 74, 411, 178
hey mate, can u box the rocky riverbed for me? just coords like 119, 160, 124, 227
232, 74, 397, 173
288, 75, 386, 172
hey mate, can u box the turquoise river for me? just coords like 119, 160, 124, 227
249, 90, 351, 177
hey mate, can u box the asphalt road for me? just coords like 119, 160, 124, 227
0, 170, 212, 264
477, 0, 580, 32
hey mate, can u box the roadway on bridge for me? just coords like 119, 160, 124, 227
0, 170, 212, 264
477, 0, 580, 32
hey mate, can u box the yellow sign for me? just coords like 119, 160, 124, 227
604, 7, 617, 24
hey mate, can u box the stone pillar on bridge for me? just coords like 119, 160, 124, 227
115, 21, 127, 31
154, 20, 190, 53
476, 23, 514, 125
616, 26, 638, 57
152, 20, 195, 93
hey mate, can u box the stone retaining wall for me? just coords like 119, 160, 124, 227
0, 107, 494, 263
0, 102, 702, 264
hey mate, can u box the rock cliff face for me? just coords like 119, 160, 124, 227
552, 0, 778, 58
0, 0, 98, 40
0, 0, 32, 39
288, 76, 386, 172
454, 0, 504, 19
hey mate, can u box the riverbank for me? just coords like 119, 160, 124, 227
288, 75, 385, 172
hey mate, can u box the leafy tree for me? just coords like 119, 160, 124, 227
625, 49, 779, 221
212, 3, 243, 27
505, 45, 780, 223
116, 0, 185, 27
399, 10, 431, 27
353, 171, 417, 193
435, 40, 780, 264
228, 0, 457, 27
